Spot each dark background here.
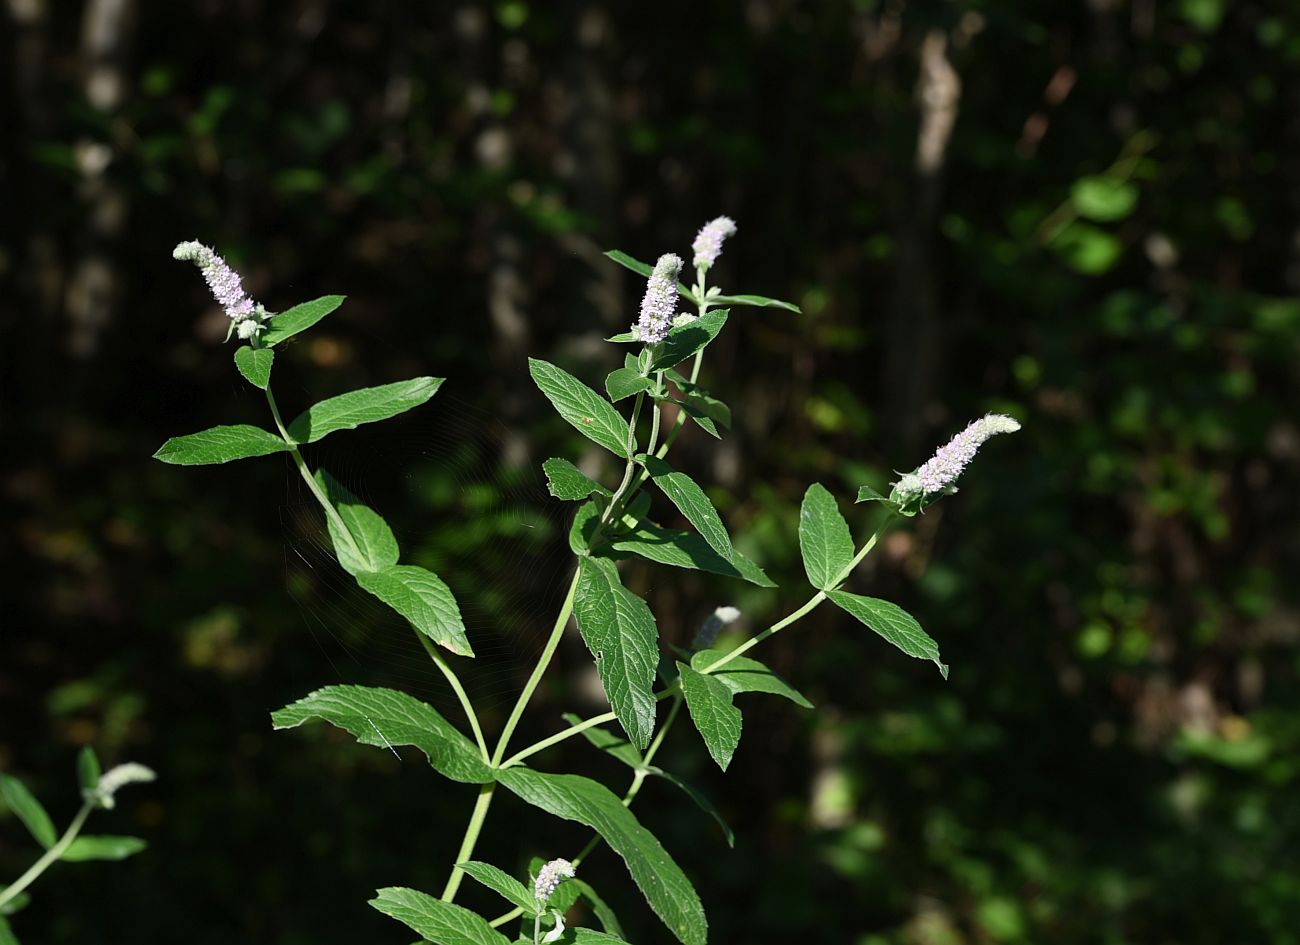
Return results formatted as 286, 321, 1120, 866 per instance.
3, 2, 1300, 943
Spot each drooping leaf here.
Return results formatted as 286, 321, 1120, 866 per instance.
287, 377, 444, 444
708, 293, 801, 313
153, 424, 289, 465
569, 501, 603, 555
495, 767, 707, 945
798, 483, 854, 590
457, 861, 539, 915
691, 650, 812, 709
677, 663, 743, 771
529, 359, 632, 459
356, 565, 472, 656
262, 295, 345, 347
573, 557, 659, 750
605, 368, 652, 402
370, 887, 511, 945
572, 880, 626, 938
642, 456, 733, 562
602, 250, 696, 302
0, 775, 56, 848
313, 469, 400, 575
272, 685, 492, 783
670, 399, 720, 439
645, 767, 735, 847
76, 746, 101, 794
856, 484, 891, 505
651, 310, 728, 371
609, 520, 775, 588
826, 591, 949, 679
233, 346, 274, 389
678, 386, 732, 430
563, 713, 644, 769
61, 835, 146, 861
543, 459, 609, 502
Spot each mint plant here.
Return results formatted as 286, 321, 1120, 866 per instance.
0, 751, 154, 941
156, 222, 1017, 944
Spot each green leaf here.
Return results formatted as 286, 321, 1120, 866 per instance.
76, 746, 101, 793
602, 250, 696, 302
1070, 176, 1138, 223
356, 565, 472, 657
670, 399, 719, 439
692, 650, 812, 708
609, 519, 774, 587
651, 310, 728, 371
0, 914, 17, 944
563, 713, 644, 769
642, 456, 733, 562
272, 685, 492, 783
605, 331, 639, 343
287, 376, 444, 444
569, 500, 602, 555
543, 458, 609, 502
312, 469, 400, 574
233, 346, 274, 389
153, 424, 289, 465
457, 861, 539, 915
679, 386, 731, 430
677, 664, 743, 771
645, 767, 735, 847
262, 295, 345, 346
370, 887, 511, 945
61, 835, 146, 861
573, 557, 659, 750
708, 293, 800, 313
605, 368, 652, 402
572, 880, 626, 938
529, 359, 632, 459
495, 768, 707, 945
826, 591, 949, 679
856, 484, 891, 505
799, 483, 854, 590
0, 775, 56, 848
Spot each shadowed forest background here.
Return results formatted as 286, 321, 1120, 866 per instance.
3, 1, 1300, 942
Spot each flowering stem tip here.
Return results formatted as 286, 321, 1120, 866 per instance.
691, 216, 737, 271
173, 240, 269, 341
635, 253, 683, 345
892, 413, 1021, 512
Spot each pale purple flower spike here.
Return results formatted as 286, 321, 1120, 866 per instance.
636, 252, 683, 344
895, 414, 1020, 503
173, 240, 267, 339
691, 216, 737, 271
534, 858, 576, 902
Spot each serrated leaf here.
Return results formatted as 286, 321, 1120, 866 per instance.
0, 775, 56, 848
856, 484, 891, 505
543, 459, 609, 502
312, 469, 400, 574
233, 346, 274, 389
495, 767, 707, 945
569, 500, 603, 555
573, 557, 658, 750
153, 424, 289, 465
287, 376, 443, 444
457, 861, 539, 915
645, 767, 734, 847
272, 685, 492, 783
356, 565, 472, 656
61, 835, 146, 861
677, 663, 742, 771
563, 713, 644, 769
826, 591, 948, 679
651, 310, 728, 371
605, 368, 652, 402
609, 520, 774, 587
643, 456, 733, 562
262, 295, 345, 346
370, 887, 511, 945
76, 747, 101, 793
572, 881, 626, 938
799, 483, 854, 590
529, 359, 632, 459
708, 293, 801, 313
691, 650, 812, 708
602, 250, 696, 302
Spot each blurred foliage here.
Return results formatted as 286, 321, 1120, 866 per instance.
3, 1, 1300, 943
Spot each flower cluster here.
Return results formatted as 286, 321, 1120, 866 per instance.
892, 414, 1021, 510
173, 241, 270, 340
693, 605, 742, 650
533, 858, 576, 902
635, 253, 683, 344
691, 216, 737, 271
90, 762, 156, 810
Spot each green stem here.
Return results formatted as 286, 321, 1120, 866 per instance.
0, 801, 94, 910
498, 710, 617, 770
418, 636, 490, 764
440, 783, 496, 901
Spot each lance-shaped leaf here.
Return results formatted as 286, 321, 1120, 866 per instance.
495, 767, 707, 945
677, 663, 743, 771
272, 685, 492, 783
609, 520, 774, 588
645, 767, 735, 847
826, 591, 949, 679
262, 295, 345, 346
457, 861, 540, 915
573, 557, 659, 750
691, 650, 812, 708
529, 359, 632, 459
602, 249, 696, 302
370, 887, 511, 945
651, 310, 728, 371
355, 565, 473, 657
543, 458, 609, 502
605, 367, 653, 402
708, 293, 801, 313
233, 346, 274, 389
799, 483, 854, 590
153, 424, 289, 465
61, 835, 147, 861
287, 376, 443, 444
565, 713, 645, 769
642, 456, 733, 562
0, 775, 56, 848
313, 469, 400, 574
